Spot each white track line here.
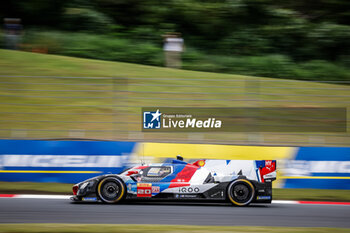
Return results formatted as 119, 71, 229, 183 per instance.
272, 200, 298, 204
14, 194, 71, 199
1, 195, 349, 206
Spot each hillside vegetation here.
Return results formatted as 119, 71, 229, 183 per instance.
1, 0, 349, 81
0, 50, 349, 146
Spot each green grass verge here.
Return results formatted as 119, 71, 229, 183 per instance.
1, 182, 350, 201
0, 49, 349, 145
0, 224, 349, 233
0, 182, 72, 195
273, 188, 350, 202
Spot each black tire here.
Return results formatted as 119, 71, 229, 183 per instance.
97, 177, 126, 204
227, 179, 255, 206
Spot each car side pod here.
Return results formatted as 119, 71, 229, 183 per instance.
227, 179, 255, 207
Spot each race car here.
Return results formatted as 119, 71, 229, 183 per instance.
71, 156, 276, 206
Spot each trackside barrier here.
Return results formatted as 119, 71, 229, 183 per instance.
0, 139, 135, 183
281, 147, 350, 189
0, 140, 349, 189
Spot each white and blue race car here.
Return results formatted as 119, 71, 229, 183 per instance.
72, 156, 276, 206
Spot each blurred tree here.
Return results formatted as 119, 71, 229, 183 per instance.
62, 7, 113, 32
308, 23, 350, 61
1, 0, 68, 26
93, 0, 157, 26
1, 0, 349, 73
273, 0, 350, 25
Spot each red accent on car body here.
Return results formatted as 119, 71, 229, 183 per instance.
72, 185, 78, 195
126, 170, 139, 176
259, 160, 276, 183
168, 164, 198, 188
192, 160, 206, 167
137, 183, 152, 197
133, 166, 148, 170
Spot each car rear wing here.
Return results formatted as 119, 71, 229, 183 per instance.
199, 159, 276, 183
255, 160, 276, 183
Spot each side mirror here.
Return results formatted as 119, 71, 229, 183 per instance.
176, 155, 184, 161
130, 173, 141, 182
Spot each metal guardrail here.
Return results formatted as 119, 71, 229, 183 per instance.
0, 75, 349, 146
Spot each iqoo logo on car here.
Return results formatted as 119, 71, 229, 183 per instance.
178, 187, 200, 193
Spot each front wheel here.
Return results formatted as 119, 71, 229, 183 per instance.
227, 179, 255, 206
97, 177, 126, 204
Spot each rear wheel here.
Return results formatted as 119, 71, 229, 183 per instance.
227, 179, 255, 206
97, 177, 126, 204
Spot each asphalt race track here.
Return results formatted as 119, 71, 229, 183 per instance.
0, 198, 350, 227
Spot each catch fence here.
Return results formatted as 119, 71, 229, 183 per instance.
0, 75, 349, 146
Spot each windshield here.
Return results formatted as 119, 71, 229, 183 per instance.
145, 166, 172, 177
